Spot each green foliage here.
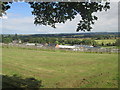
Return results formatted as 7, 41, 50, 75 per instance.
81, 39, 97, 46
0, 35, 2, 42
0, 1, 110, 31
2, 37, 12, 43
2, 34, 117, 47
1, 34, 21, 43
55, 40, 59, 44
13, 34, 19, 40
29, 2, 110, 31
22, 37, 98, 46
95, 35, 116, 40
115, 39, 120, 47
0, 2, 11, 16
2, 35, 12, 43
95, 39, 116, 47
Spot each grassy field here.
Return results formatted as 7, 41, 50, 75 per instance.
95, 39, 116, 44
2, 46, 118, 88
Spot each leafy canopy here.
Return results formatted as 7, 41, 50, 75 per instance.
0, 1, 110, 32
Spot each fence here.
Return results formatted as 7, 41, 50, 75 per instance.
2, 43, 119, 54
72, 48, 119, 53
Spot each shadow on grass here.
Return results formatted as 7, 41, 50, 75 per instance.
1, 74, 43, 89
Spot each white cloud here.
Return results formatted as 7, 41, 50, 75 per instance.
92, 2, 118, 32
1, 2, 118, 34
110, 0, 119, 2
2, 14, 82, 34
2, 16, 34, 34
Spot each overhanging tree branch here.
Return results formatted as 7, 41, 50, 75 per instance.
0, 1, 110, 32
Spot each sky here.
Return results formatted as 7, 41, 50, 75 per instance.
0, 1, 119, 34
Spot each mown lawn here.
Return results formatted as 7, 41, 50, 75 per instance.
2, 46, 118, 88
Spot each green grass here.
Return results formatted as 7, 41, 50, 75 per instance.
2, 46, 118, 88
95, 39, 116, 44
101, 46, 118, 49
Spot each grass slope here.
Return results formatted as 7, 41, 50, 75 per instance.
2, 46, 118, 88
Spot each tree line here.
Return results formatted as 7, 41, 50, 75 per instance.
1, 34, 119, 47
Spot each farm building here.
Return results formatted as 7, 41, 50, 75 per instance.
55, 44, 75, 49
55, 44, 101, 51
55, 44, 95, 49
73, 45, 94, 48
36, 44, 43, 47
26, 43, 35, 46
12, 40, 22, 44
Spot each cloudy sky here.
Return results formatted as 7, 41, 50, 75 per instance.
0, 1, 119, 34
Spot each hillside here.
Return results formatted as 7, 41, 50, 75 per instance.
2, 46, 118, 88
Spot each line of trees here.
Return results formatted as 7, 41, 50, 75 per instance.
0, 34, 19, 44
0, 35, 98, 46
27, 38, 98, 46
1, 34, 119, 47
65, 34, 118, 39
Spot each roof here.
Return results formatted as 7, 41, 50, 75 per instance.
57, 45, 75, 49
74, 45, 94, 48
26, 43, 35, 46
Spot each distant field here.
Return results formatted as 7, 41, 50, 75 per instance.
2, 46, 118, 88
95, 39, 116, 44
63, 38, 116, 45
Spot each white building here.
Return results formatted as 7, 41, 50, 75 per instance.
55, 44, 75, 49
36, 44, 43, 47
73, 45, 94, 48
26, 43, 35, 46
12, 40, 22, 44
